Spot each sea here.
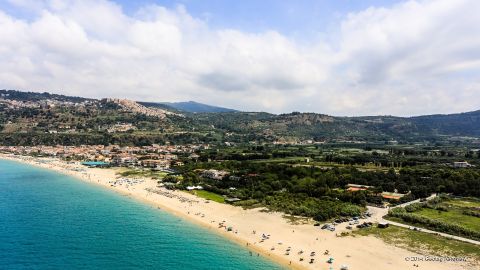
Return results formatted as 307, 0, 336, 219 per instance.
0, 159, 282, 270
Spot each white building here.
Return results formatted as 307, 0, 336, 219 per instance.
453, 161, 472, 168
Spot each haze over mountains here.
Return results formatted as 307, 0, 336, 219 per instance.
140, 101, 238, 113
0, 89, 479, 146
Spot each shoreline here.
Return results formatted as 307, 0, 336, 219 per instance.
1, 154, 476, 270
0, 154, 300, 269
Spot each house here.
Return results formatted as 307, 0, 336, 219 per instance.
202, 169, 229, 180
141, 159, 170, 169
453, 161, 472, 168
189, 153, 200, 160
112, 155, 138, 166
381, 191, 405, 200
346, 184, 374, 192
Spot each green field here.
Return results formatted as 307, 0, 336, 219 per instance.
446, 198, 480, 208
386, 197, 480, 241
353, 225, 480, 261
118, 168, 169, 179
415, 208, 480, 232
251, 157, 309, 163
190, 190, 225, 203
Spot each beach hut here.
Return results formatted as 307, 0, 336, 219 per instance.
378, 222, 389, 228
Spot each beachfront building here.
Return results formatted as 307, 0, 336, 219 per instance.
112, 155, 138, 167
0, 143, 206, 169
141, 159, 171, 169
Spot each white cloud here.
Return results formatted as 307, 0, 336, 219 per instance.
0, 0, 479, 116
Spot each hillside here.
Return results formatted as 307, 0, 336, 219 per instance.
411, 110, 480, 137
1, 90, 479, 146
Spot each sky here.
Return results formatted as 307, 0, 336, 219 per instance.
0, 0, 479, 116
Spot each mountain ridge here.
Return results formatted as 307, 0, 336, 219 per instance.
1, 89, 479, 146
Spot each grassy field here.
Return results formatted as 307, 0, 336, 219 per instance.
386, 197, 480, 239
446, 198, 480, 208
353, 226, 480, 262
118, 168, 169, 179
189, 190, 225, 203
251, 157, 309, 163
415, 208, 480, 232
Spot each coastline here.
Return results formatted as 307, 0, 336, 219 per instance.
1, 154, 476, 270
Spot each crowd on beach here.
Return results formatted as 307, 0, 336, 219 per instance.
109, 178, 145, 189
145, 188, 199, 204
143, 183, 348, 269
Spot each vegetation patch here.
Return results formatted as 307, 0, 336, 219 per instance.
353, 226, 480, 263
189, 190, 225, 203
118, 169, 169, 179
387, 196, 480, 241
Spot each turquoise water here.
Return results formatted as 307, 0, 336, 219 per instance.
0, 159, 281, 270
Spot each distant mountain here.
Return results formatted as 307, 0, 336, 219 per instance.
410, 110, 480, 137
149, 101, 238, 113
1, 89, 480, 146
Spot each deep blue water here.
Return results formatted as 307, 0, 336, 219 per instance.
0, 159, 281, 270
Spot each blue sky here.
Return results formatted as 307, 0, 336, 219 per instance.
1, 0, 401, 37
0, 0, 479, 116
115, 0, 401, 35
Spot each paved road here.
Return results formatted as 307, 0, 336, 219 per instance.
367, 194, 480, 246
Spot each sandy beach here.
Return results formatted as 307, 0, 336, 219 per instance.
1, 154, 477, 270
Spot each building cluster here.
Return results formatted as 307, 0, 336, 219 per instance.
105, 98, 180, 119
0, 144, 209, 169
0, 97, 94, 110
104, 123, 137, 133
346, 183, 408, 201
